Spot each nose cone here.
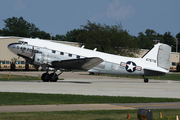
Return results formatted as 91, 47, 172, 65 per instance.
8, 43, 14, 51
8, 43, 16, 51
7, 43, 20, 54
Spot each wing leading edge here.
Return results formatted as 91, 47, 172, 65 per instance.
51, 57, 103, 71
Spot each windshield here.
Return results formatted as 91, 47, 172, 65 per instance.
1, 61, 5, 64
172, 62, 176, 66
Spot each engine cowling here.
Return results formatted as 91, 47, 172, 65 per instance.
33, 53, 60, 66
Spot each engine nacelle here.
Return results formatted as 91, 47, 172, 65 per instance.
33, 53, 60, 66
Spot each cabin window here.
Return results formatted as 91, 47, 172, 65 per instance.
77, 55, 80, 59
52, 50, 56, 53
60, 52, 64, 55
68, 54, 72, 57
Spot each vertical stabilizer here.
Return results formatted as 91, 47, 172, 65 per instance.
142, 43, 171, 70
157, 44, 171, 70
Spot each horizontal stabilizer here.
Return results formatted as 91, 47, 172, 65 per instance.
143, 68, 167, 76
52, 57, 103, 70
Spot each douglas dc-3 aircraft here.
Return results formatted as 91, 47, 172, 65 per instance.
8, 38, 171, 83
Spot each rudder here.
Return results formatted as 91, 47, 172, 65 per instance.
157, 44, 171, 70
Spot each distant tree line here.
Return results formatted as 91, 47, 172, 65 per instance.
0, 17, 51, 39
0, 17, 180, 56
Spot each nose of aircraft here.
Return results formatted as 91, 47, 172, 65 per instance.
8, 43, 15, 51
7, 43, 20, 53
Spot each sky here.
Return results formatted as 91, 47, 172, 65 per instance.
0, 0, 180, 37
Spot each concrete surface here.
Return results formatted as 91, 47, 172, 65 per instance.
0, 102, 180, 113
0, 71, 180, 98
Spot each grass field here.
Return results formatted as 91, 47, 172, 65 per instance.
0, 92, 180, 105
0, 73, 65, 81
0, 109, 179, 120
0, 74, 40, 81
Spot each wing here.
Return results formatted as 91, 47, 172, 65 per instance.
51, 57, 103, 71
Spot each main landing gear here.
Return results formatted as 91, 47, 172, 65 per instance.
41, 69, 63, 82
143, 76, 149, 83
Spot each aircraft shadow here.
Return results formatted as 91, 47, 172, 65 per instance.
58, 81, 92, 84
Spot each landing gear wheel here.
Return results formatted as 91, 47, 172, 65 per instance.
41, 73, 50, 82
49, 73, 58, 82
144, 78, 149, 83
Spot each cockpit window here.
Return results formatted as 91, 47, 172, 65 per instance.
18, 41, 28, 45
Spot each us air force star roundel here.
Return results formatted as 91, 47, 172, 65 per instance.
125, 61, 136, 72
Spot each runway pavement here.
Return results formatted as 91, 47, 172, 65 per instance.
0, 71, 180, 112
0, 71, 180, 98
0, 102, 180, 113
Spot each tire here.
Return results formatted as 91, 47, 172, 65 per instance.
49, 73, 58, 82
144, 78, 149, 83
41, 73, 50, 82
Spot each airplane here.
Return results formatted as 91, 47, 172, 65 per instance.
8, 38, 171, 83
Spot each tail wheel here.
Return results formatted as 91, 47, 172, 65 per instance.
144, 78, 149, 83
41, 73, 50, 82
49, 73, 58, 82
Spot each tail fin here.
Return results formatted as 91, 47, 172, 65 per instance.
142, 43, 171, 70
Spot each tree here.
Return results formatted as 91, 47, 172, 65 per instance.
54, 34, 65, 41
137, 31, 154, 49
176, 33, 180, 39
137, 29, 168, 49
31, 31, 50, 39
1, 16, 51, 39
176, 33, 180, 52
0, 29, 2, 36
163, 32, 175, 52
65, 29, 82, 42
2, 17, 39, 37
145, 29, 156, 36
76, 20, 139, 57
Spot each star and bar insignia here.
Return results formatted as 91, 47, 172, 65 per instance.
120, 61, 142, 72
